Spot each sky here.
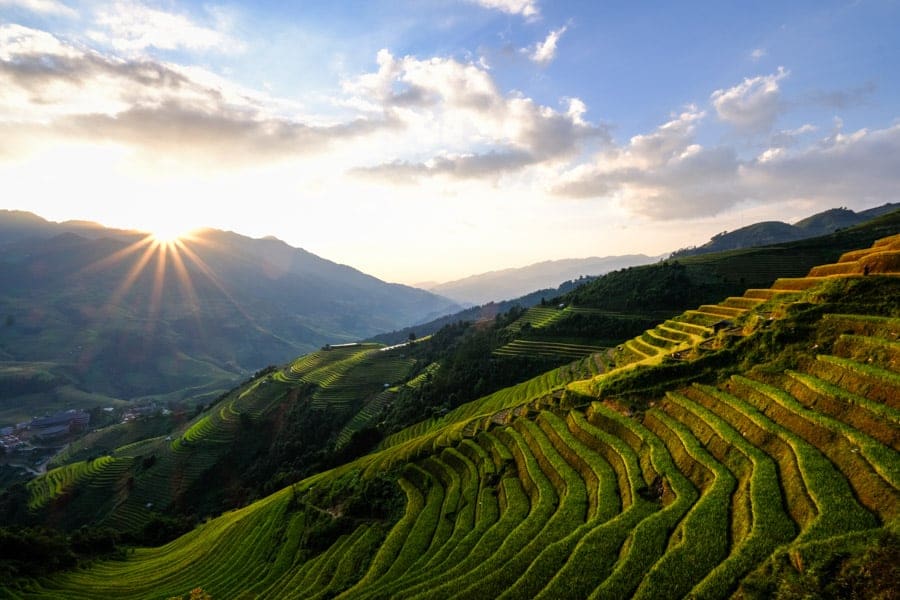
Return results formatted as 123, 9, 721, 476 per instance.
1, 0, 898, 285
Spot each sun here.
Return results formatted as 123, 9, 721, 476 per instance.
147, 224, 193, 245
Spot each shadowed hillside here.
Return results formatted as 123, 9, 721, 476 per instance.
0, 212, 459, 423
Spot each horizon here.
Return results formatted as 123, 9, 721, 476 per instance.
8, 202, 894, 290
1, 1, 898, 284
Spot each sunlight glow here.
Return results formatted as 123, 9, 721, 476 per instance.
67, 230, 260, 370
148, 225, 193, 244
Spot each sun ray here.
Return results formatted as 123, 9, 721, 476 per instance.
70, 228, 262, 376
176, 239, 262, 328
167, 238, 208, 343
169, 239, 201, 316
75, 234, 155, 277
146, 239, 168, 336
103, 240, 159, 316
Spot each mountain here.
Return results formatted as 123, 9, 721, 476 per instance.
4, 222, 897, 599
371, 277, 590, 346
375, 209, 900, 351
0, 212, 459, 423
10, 212, 896, 533
428, 254, 657, 305
672, 202, 899, 257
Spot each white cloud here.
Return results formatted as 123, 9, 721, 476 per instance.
0, 25, 393, 166
1, 26, 599, 178
745, 123, 900, 206
555, 102, 900, 220
526, 25, 567, 65
345, 50, 606, 180
711, 66, 788, 133
555, 107, 744, 218
468, 0, 538, 18
87, 2, 243, 54
0, 0, 77, 18
3, 21, 896, 242
750, 47, 766, 61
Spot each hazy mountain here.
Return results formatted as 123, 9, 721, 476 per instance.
672, 203, 899, 257
428, 254, 658, 305
0, 212, 459, 421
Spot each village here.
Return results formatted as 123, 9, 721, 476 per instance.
0, 403, 170, 475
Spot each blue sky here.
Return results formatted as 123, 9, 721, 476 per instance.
1, 0, 898, 283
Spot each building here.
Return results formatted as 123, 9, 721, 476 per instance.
28, 409, 91, 440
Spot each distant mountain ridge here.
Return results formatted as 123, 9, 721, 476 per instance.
428, 254, 658, 305
0, 211, 459, 422
671, 203, 899, 257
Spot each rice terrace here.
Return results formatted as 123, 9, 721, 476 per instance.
3, 225, 898, 598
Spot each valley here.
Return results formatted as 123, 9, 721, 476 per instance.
1, 213, 897, 599
0, 213, 459, 426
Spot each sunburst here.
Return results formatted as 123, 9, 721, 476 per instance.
72, 227, 261, 370
148, 224, 194, 245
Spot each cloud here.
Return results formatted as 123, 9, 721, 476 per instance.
0, 0, 76, 18
768, 123, 817, 149
0, 25, 395, 166
4, 26, 596, 176
745, 123, 900, 206
87, 1, 242, 54
555, 108, 744, 218
346, 50, 606, 180
56, 103, 394, 167
711, 66, 788, 133
806, 81, 876, 109
468, 0, 539, 18
4, 23, 895, 229
527, 26, 567, 65
750, 48, 765, 61
555, 100, 900, 220
354, 150, 535, 181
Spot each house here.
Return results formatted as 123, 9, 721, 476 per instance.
28, 409, 91, 439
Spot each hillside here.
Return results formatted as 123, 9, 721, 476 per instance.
428, 254, 657, 305
3, 231, 897, 598
0, 212, 458, 424
671, 202, 899, 257
375, 209, 900, 356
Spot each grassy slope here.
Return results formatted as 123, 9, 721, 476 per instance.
16, 344, 417, 533
5, 233, 898, 598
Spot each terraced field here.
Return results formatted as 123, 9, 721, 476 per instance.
20, 343, 418, 533
274, 344, 415, 411
5, 234, 899, 599
505, 307, 567, 332
334, 363, 440, 450
27, 456, 130, 511
493, 339, 608, 360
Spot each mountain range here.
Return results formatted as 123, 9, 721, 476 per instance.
671, 203, 899, 257
0, 211, 459, 423
425, 254, 658, 305
422, 204, 899, 307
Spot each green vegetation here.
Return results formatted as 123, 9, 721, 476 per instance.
1, 229, 899, 599
0, 215, 460, 418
